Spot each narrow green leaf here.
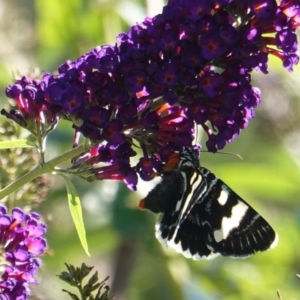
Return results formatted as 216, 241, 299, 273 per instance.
62, 289, 80, 300
0, 139, 36, 149
61, 175, 90, 256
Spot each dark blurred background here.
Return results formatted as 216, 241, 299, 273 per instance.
0, 0, 300, 299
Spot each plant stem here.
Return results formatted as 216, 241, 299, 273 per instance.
0, 144, 90, 200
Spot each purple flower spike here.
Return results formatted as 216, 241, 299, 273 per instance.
0, 205, 47, 300
3, 0, 300, 187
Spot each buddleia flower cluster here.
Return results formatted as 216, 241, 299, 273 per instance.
3, 0, 300, 192
0, 205, 47, 299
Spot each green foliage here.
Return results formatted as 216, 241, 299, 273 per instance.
34, 0, 131, 70
59, 263, 113, 300
62, 175, 90, 256
0, 139, 36, 149
1, 1, 300, 299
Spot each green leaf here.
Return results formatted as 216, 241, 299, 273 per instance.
87, 271, 99, 287
58, 271, 75, 286
61, 174, 90, 256
62, 289, 80, 300
0, 139, 36, 149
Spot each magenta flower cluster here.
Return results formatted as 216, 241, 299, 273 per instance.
0, 205, 47, 300
3, 0, 300, 190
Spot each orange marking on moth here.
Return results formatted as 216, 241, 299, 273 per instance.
137, 199, 146, 210
163, 152, 180, 172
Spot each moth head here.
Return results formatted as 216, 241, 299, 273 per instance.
181, 147, 198, 160
137, 198, 146, 210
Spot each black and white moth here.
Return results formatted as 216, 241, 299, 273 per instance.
138, 147, 278, 259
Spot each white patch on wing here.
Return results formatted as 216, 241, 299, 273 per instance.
155, 220, 220, 260
270, 233, 279, 249
155, 221, 168, 247
168, 172, 203, 243
167, 239, 220, 260
178, 171, 201, 218
252, 233, 257, 244
203, 252, 220, 260
256, 228, 263, 239
245, 236, 250, 247
213, 230, 223, 243
182, 249, 193, 259
175, 199, 182, 212
213, 200, 248, 242
217, 189, 229, 206
183, 249, 219, 260
174, 172, 187, 212
167, 236, 179, 250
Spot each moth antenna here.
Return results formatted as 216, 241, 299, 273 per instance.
201, 150, 243, 160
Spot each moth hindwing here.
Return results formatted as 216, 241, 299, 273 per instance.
139, 147, 278, 259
